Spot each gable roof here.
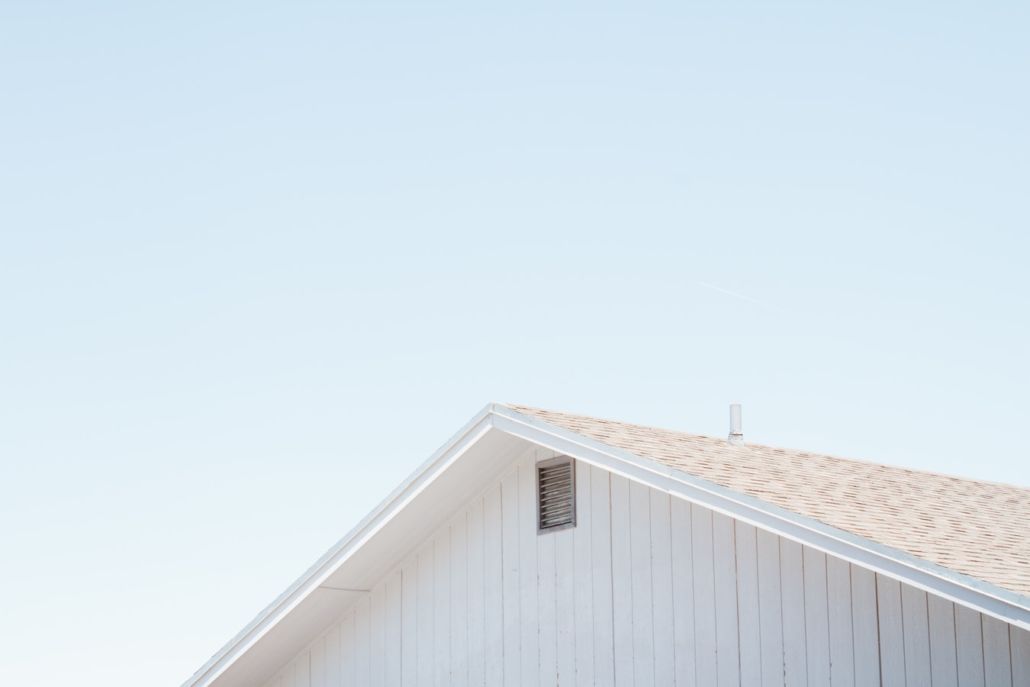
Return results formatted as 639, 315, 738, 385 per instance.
508, 405, 1030, 599
184, 403, 1030, 687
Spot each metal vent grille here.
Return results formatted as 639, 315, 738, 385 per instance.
537, 457, 576, 532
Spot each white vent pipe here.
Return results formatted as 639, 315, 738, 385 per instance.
728, 403, 744, 445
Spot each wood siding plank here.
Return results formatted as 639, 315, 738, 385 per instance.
416, 546, 434, 686
517, 458, 539, 687
850, 565, 880, 687
803, 547, 830, 686
483, 484, 504, 686
734, 521, 761, 687
826, 555, 855, 687
981, 615, 1012, 687
400, 558, 417, 687
354, 597, 371, 687
651, 490, 675, 686
450, 514, 469, 687
900, 584, 931, 687
876, 575, 905, 687
955, 604, 985, 687
671, 497, 696, 687
500, 469, 521, 686
297, 650, 311, 687
574, 460, 595, 686
311, 637, 326, 687
590, 465, 615, 687
609, 473, 634, 686
370, 584, 385, 687
757, 527, 784, 687
340, 613, 355, 687
385, 571, 402, 687
712, 512, 740, 687
780, 538, 807, 687
927, 594, 958, 687
692, 504, 718, 686
629, 480, 655, 685
466, 499, 485, 687
555, 526, 577, 686
435, 528, 451, 687
325, 625, 341, 687
537, 516, 558, 686
1011, 627, 1030, 687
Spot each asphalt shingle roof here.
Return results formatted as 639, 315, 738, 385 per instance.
508, 405, 1030, 599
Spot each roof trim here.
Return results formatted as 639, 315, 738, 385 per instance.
182, 405, 497, 687
186, 403, 1030, 686
491, 404, 1030, 631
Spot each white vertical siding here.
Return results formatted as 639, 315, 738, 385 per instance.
735, 521, 761, 687
573, 460, 595, 686
265, 455, 1025, 687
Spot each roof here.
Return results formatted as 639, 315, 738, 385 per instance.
507, 404, 1030, 598
185, 402, 1030, 687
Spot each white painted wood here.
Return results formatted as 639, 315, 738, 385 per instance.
574, 460, 595, 686
826, 554, 855, 687
692, 503, 718, 686
804, 547, 831, 686
609, 473, 634, 686
354, 597, 370, 687
712, 511, 740, 687
385, 571, 402, 687
589, 465, 615, 687
500, 469, 521, 686
955, 603, 985, 687
734, 521, 761, 687
850, 565, 880, 687
555, 525, 577, 686
400, 558, 417, 687
449, 514, 468, 687
311, 637, 325, 687
537, 516, 558, 686
650, 489, 675, 686
1011, 627, 1030, 687
434, 527, 451, 687
517, 457, 538, 687
780, 538, 807, 687
340, 613, 355, 687
756, 527, 784, 687
483, 484, 504, 686
416, 545, 434, 686
982, 615, 1012, 687
466, 499, 485, 687
325, 624, 341, 687
629, 480, 655, 686
671, 497, 696, 687
261, 451, 1028, 687
900, 584, 931, 687
370, 584, 385, 687
876, 575, 906, 687
927, 594, 958, 687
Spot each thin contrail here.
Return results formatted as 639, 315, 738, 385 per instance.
696, 281, 768, 307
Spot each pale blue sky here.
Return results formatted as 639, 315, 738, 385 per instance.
1, 2, 1028, 685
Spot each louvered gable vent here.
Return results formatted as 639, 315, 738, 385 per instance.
537, 457, 576, 532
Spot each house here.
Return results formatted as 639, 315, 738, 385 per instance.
184, 403, 1030, 687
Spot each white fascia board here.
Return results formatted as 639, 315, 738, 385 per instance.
182, 404, 499, 687
491, 405, 1030, 631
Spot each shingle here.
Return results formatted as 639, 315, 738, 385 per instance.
507, 404, 1030, 598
